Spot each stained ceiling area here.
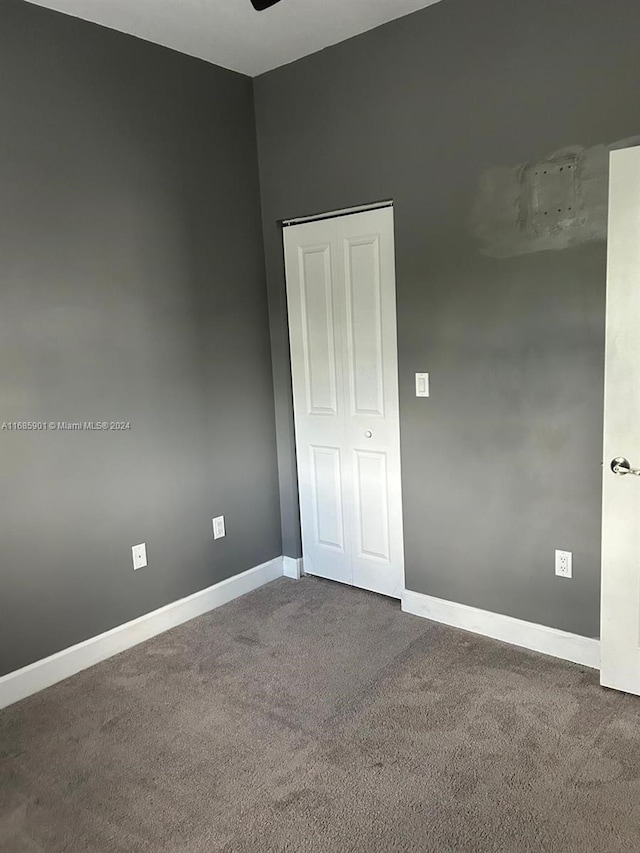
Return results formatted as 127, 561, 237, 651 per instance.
25, 0, 443, 77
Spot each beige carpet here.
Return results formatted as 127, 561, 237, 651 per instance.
1, 576, 640, 852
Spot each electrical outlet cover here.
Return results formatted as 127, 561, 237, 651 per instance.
132, 542, 147, 571
555, 549, 572, 579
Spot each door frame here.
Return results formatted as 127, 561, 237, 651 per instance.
282, 199, 393, 228
282, 201, 405, 597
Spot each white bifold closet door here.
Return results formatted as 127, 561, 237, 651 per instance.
284, 207, 404, 599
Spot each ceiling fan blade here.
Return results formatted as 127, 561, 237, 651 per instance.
250, 0, 282, 9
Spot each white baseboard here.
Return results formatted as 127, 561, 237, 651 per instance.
1, 567, 599, 711
0, 556, 285, 711
283, 556, 304, 580
402, 589, 600, 670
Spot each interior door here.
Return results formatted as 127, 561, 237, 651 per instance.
601, 145, 640, 694
284, 207, 404, 598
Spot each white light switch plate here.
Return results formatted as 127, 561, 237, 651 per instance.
415, 373, 430, 397
132, 542, 147, 571
213, 516, 226, 540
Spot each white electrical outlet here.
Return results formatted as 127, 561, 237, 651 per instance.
132, 542, 147, 571
555, 549, 572, 579
212, 516, 226, 540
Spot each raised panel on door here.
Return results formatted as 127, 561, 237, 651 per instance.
299, 245, 338, 416
344, 235, 385, 418
353, 450, 390, 561
310, 445, 345, 551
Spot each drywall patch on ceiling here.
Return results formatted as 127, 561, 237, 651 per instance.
25, 0, 443, 77
471, 138, 640, 258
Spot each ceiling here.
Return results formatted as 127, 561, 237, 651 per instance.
25, 0, 443, 77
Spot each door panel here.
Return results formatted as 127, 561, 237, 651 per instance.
601, 145, 640, 695
310, 445, 345, 550
299, 245, 337, 415
341, 211, 404, 598
287, 233, 351, 585
353, 450, 390, 561
284, 207, 404, 598
345, 236, 385, 417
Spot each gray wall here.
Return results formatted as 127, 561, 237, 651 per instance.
0, 0, 281, 676
254, 0, 640, 638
